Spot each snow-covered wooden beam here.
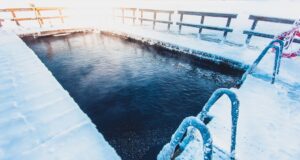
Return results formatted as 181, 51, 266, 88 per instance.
177, 11, 237, 39
139, 9, 174, 30
0, 7, 65, 27
244, 15, 297, 44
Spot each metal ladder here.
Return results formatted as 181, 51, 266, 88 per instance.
237, 40, 284, 87
158, 88, 239, 160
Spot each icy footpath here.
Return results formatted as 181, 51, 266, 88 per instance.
0, 30, 120, 160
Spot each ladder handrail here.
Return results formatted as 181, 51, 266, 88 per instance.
171, 88, 240, 159
199, 88, 239, 159
157, 116, 213, 160
237, 40, 284, 87
179, 88, 239, 159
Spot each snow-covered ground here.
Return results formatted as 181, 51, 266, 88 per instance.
1, 0, 300, 159
0, 30, 120, 160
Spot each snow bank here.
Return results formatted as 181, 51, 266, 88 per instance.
0, 30, 120, 160
205, 75, 300, 159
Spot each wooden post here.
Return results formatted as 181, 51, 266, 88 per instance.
246, 19, 258, 44
199, 15, 205, 33
153, 11, 156, 29
113, 9, 115, 22
178, 13, 183, 33
0, 19, 4, 27
58, 9, 64, 23
30, 4, 42, 28
11, 11, 20, 26
167, 12, 172, 30
140, 10, 143, 25
122, 8, 125, 24
132, 9, 135, 24
223, 17, 232, 38
36, 9, 44, 27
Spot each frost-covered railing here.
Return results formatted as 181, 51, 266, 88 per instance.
113, 8, 137, 24
177, 11, 237, 39
157, 116, 213, 160
237, 40, 284, 87
158, 88, 239, 160
243, 15, 300, 44
0, 5, 65, 28
139, 9, 174, 30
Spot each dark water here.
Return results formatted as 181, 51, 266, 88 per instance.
24, 33, 242, 160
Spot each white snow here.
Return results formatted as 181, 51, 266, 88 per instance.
1, 0, 300, 159
203, 75, 300, 160
0, 30, 120, 160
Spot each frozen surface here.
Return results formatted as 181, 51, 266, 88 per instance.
0, 30, 120, 160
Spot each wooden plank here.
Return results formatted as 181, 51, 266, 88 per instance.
115, 7, 137, 11
243, 30, 274, 39
58, 9, 64, 23
10, 11, 20, 26
12, 16, 66, 21
38, 16, 67, 20
199, 16, 205, 33
294, 38, 300, 44
153, 12, 156, 29
12, 17, 37, 21
178, 13, 183, 33
0, 8, 33, 12
138, 18, 172, 24
116, 16, 136, 19
0, 18, 4, 27
140, 10, 143, 25
139, 9, 174, 14
36, 7, 64, 11
36, 9, 44, 24
223, 17, 232, 37
121, 8, 124, 24
249, 15, 295, 24
177, 10, 237, 18
168, 12, 172, 30
176, 22, 233, 32
132, 10, 136, 24
0, 7, 63, 12
243, 30, 300, 44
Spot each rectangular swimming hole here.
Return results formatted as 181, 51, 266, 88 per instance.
23, 32, 243, 160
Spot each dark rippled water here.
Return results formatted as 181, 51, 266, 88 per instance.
24, 32, 242, 160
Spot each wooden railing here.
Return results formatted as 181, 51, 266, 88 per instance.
0, 6, 65, 28
243, 15, 300, 44
177, 11, 237, 39
112, 8, 299, 45
139, 9, 174, 30
114, 8, 137, 24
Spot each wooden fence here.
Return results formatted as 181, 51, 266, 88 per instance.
177, 11, 237, 39
0, 6, 65, 28
243, 15, 300, 44
139, 9, 174, 30
115, 7, 299, 45
114, 8, 137, 24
